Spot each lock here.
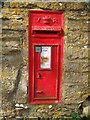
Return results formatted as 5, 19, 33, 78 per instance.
36, 72, 41, 79
39, 73, 41, 78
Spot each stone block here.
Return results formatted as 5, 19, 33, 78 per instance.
2, 50, 23, 67
65, 45, 88, 60
66, 31, 89, 45
63, 61, 80, 72
3, 2, 10, 8
2, 66, 19, 96
9, 18, 26, 31
10, 2, 19, 8
2, 29, 23, 38
63, 58, 89, 72
67, 20, 89, 31
14, 66, 28, 103
66, 11, 90, 20
62, 72, 88, 84
18, 2, 36, 9
66, 3, 85, 10
35, 2, 51, 9
1, 8, 10, 20
50, 2, 65, 10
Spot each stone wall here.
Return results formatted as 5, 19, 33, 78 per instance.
0, 1, 90, 119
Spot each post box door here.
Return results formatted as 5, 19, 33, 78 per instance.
34, 45, 59, 99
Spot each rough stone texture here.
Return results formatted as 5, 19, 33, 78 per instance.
0, 1, 90, 119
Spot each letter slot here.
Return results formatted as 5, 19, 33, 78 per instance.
32, 30, 62, 38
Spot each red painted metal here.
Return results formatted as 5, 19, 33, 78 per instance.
29, 10, 64, 104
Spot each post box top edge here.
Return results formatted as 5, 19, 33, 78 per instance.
29, 10, 64, 14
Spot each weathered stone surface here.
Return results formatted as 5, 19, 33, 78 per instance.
50, 2, 66, 10
65, 45, 88, 60
67, 20, 89, 31
10, 2, 19, 8
2, 19, 9, 30
35, 2, 51, 9
66, 3, 85, 10
66, 11, 90, 20
14, 66, 28, 103
1, 1, 89, 119
2, 66, 19, 96
63, 59, 89, 72
10, 2, 36, 8
2, 30, 23, 41
3, 2, 10, 8
62, 72, 88, 83
1, 8, 10, 20
2, 46, 21, 55
66, 31, 89, 45
2, 96, 15, 117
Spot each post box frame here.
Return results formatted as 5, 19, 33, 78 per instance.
29, 10, 64, 104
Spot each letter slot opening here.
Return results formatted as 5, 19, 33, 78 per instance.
32, 30, 60, 37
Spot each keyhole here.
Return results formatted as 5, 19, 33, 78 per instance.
39, 73, 41, 78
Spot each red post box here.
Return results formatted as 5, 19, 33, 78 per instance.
29, 10, 64, 104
